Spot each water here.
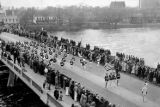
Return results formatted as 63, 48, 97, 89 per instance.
50, 28, 160, 68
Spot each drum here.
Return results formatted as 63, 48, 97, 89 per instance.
40, 52, 43, 56
49, 51, 53, 55
45, 54, 48, 59
60, 61, 64, 66
44, 50, 47, 53
53, 58, 57, 63
70, 60, 73, 65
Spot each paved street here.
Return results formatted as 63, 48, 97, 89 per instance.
1, 32, 160, 107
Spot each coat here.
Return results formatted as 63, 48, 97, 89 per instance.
54, 89, 59, 100
80, 94, 87, 107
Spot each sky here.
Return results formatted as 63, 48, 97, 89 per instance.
1, 0, 139, 8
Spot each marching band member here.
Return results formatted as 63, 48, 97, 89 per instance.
49, 50, 53, 55
116, 72, 120, 86
105, 73, 109, 88
70, 58, 74, 66
112, 72, 116, 87
97, 55, 101, 66
109, 73, 112, 87
81, 58, 87, 70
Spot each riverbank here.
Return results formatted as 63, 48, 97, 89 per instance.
24, 23, 160, 32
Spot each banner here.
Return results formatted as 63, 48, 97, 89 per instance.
104, 63, 114, 72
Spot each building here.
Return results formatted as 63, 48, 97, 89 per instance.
140, 0, 160, 8
110, 1, 126, 8
0, 4, 19, 24
0, 4, 6, 17
2, 16, 19, 24
33, 16, 58, 24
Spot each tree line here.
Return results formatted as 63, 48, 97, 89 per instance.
13, 6, 160, 30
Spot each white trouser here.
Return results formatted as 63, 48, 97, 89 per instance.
65, 87, 69, 95
74, 91, 77, 102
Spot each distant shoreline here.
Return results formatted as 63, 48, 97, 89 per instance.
24, 23, 160, 31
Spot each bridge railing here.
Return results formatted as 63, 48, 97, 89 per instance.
0, 55, 64, 107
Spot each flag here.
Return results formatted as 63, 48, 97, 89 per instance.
104, 63, 114, 71
78, 51, 82, 57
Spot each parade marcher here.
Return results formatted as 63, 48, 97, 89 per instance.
108, 73, 112, 87
60, 61, 65, 67
105, 73, 109, 88
112, 72, 117, 87
116, 72, 120, 86
97, 55, 101, 66
141, 81, 148, 102
49, 50, 53, 55
45, 54, 49, 59
70, 59, 74, 66
81, 58, 87, 70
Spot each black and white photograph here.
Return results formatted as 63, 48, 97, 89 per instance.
0, 0, 160, 107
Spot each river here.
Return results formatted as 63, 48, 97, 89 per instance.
50, 28, 160, 68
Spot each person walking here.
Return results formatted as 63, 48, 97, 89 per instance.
105, 73, 109, 88
116, 72, 120, 86
141, 81, 148, 102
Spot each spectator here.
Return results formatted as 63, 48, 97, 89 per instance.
54, 89, 59, 100
59, 91, 63, 101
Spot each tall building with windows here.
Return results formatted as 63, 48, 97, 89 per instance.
140, 0, 160, 8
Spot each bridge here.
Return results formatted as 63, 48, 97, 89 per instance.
0, 32, 160, 107
0, 49, 77, 107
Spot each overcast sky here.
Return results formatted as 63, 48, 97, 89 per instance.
1, 0, 139, 8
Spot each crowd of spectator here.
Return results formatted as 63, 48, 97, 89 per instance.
116, 52, 160, 84
2, 25, 160, 85
1, 24, 160, 106
0, 37, 116, 107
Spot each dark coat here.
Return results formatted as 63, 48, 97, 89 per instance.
54, 89, 59, 100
